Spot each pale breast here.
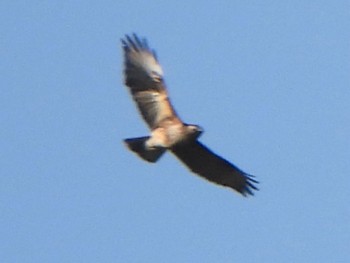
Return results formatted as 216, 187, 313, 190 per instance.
165, 122, 186, 146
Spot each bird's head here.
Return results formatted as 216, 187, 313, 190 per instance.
185, 124, 204, 140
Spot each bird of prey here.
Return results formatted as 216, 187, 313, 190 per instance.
121, 34, 258, 196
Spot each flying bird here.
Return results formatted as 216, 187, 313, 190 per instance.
121, 34, 258, 196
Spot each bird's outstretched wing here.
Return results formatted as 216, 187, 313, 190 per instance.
171, 140, 258, 196
122, 34, 178, 129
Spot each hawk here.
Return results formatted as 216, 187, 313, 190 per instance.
121, 34, 258, 196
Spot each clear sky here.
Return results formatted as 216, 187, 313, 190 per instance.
1, 1, 349, 262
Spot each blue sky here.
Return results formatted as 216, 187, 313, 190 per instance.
1, 1, 349, 262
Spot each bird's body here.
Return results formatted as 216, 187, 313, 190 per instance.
121, 34, 258, 196
149, 121, 189, 148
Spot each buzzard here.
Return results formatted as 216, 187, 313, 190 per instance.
121, 34, 258, 196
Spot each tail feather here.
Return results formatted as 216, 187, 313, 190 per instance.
124, 137, 165, 163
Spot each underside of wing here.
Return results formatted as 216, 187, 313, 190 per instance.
122, 34, 178, 129
171, 140, 258, 196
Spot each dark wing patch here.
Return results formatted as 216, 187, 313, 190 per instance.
122, 34, 178, 129
171, 140, 258, 196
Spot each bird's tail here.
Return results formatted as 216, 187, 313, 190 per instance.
124, 137, 166, 163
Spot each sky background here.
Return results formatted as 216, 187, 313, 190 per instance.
1, 1, 349, 262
